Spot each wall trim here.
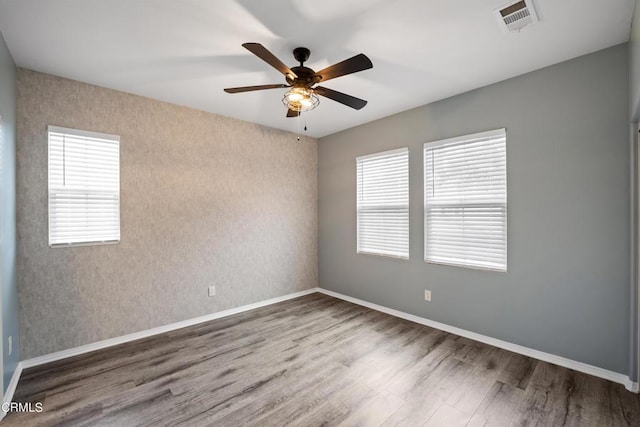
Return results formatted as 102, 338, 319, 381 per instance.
317, 288, 638, 393
20, 288, 318, 370
0, 362, 24, 421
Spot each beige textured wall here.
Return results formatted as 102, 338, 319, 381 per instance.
16, 69, 317, 359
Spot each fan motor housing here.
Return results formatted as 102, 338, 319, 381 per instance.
287, 66, 317, 86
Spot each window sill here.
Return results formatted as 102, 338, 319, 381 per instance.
424, 258, 506, 273
49, 240, 120, 249
357, 251, 409, 261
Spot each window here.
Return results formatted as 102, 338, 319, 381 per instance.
424, 129, 506, 271
48, 126, 120, 247
356, 147, 409, 259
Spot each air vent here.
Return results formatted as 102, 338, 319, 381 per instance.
495, 0, 538, 32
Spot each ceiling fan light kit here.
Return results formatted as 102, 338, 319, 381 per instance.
282, 86, 319, 112
224, 43, 373, 118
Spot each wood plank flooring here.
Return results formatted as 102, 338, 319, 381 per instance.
4, 293, 640, 426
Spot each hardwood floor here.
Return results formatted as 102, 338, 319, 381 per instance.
4, 293, 640, 426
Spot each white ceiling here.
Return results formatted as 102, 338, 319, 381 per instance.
0, 0, 634, 137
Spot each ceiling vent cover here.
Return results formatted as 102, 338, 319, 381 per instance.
495, 0, 538, 32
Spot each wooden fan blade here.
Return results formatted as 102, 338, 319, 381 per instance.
242, 43, 298, 78
314, 86, 367, 110
314, 53, 373, 82
224, 84, 289, 93
286, 109, 301, 118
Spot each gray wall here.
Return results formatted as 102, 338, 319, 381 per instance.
0, 31, 18, 391
631, 128, 638, 382
17, 69, 317, 359
319, 44, 630, 374
632, 0, 640, 121
629, 0, 639, 381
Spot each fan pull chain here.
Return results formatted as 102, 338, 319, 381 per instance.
294, 114, 308, 142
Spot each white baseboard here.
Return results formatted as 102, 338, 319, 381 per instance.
0, 362, 24, 421
11, 286, 638, 397
21, 288, 318, 369
317, 288, 636, 392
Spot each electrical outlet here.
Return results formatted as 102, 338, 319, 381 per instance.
208, 286, 216, 297
8, 336, 12, 355
424, 290, 431, 301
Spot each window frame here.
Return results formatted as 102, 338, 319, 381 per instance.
423, 128, 507, 272
47, 125, 121, 248
356, 147, 410, 260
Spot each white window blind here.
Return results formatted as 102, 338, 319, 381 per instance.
356, 147, 409, 259
48, 126, 120, 247
424, 129, 506, 271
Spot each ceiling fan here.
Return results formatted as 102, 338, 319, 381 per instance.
224, 43, 373, 117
